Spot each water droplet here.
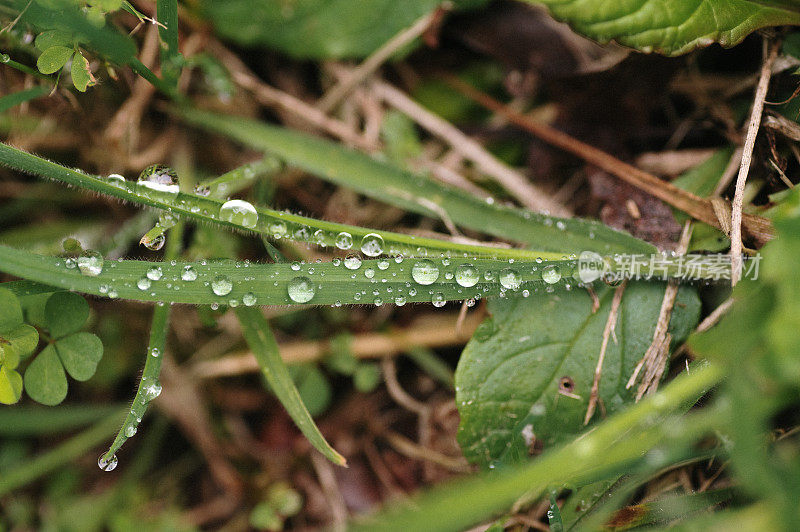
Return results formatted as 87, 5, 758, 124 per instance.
194, 184, 211, 196
181, 265, 197, 281
77, 250, 103, 277
287, 277, 315, 303
431, 293, 446, 307
137, 277, 151, 290
394, 296, 406, 306
364, 268, 375, 279
455, 263, 479, 287
219, 199, 258, 229
146, 266, 163, 281
499, 269, 521, 290
150, 347, 160, 358
98, 454, 118, 472
106, 173, 126, 188
542, 265, 561, 284
142, 233, 165, 251
377, 259, 389, 270
210, 275, 233, 296
242, 292, 257, 306
137, 165, 179, 196
344, 254, 362, 270
125, 425, 137, 437
291, 261, 302, 271
411, 260, 439, 285
269, 220, 287, 238
373, 297, 383, 306
144, 383, 162, 401
335, 232, 353, 250
360, 233, 384, 257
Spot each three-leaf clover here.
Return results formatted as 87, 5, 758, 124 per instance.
23, 291, 103, 405
34, 30, 96, 92
0, 288, 39, 404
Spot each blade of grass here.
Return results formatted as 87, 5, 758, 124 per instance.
0, 410, 125, 497
178, 108, 655, 255
0, 85, 49, 113
235, 306, 346, 466
100, 301, 169, 463
349, 362, 723, 532
0, 141, 571, 261
0, 404, 123, 436
156, 0, 180, 88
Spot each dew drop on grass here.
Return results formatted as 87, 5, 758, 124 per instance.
377, 259, 389, 270
142, 233, 165, 251
242, 292, 257, 306
335, 232, 353, 250
269, 220, 288, 238
106, 173, 126, 188
98, 454, 118, 472
360, 233, 384, 257
499, 269, 521, 290
137, 277, 151, 290
194, 184, 211, 196
411, 260, 439, 285
219, 199, 258, 229
431, 293, 446, 307
364, 268, 375, 279
181, 266, 197, 281
77, 250, 103, 277
394, 296, 406, 306
455, 263, 479, 287
287, 277, 315, 303
291, 261, 301, 271
137, 164, 179, 197
146, 266, 163, 281
211, 275, 233, 296
144, 383, 162, 401
125, 425, 137, 437
542, 264, 561, 284
344, 254, 362, 270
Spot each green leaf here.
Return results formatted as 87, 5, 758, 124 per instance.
3, 324, 39, 363
353, 363, 381, 393
0, 366, 23, 404
34, 29, 73, 51
235, 307, 346, 465
0, 287, 23, 333
36, 45, 73, 75
202, 0, 485, 59
24, 345, 68, 405
526, 0, 800, 56
44, 291, 89, 338
0, 86, 50, 114
55, 332, 103, 381
456, 282, 700, 467
70, 51, 95, 92
293, 364, 332, 417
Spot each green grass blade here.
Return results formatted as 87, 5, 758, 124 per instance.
0, 86, 49, 113
156, 0, 180, 88
0, 244, 586, 306
178, 108, 654, 255
101, 302, 169, 463
0, 410, 124, 497
235, 306, 346, 466
0, 404, 123, 436
349, 363, 723, 532
0, 141, 571, 261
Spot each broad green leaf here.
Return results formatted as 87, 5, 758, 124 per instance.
45, 291, 89, 338
34, 29, 74, 50
70, 51, 95, 92
180, 109, 654, 255
36, 45, 73, 74
55, 332, 103, 381
0, 366, 23, 404
24, 344, 68, 405
202, 0, 486, 59
0, 287, 23, 332
526, 0, 800, 56
456, 282, 700, 467
235, 307, 346, 465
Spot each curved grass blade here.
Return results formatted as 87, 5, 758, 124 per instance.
0, 404, 123, 436
0, 141, 571, 261
100, 302, 169, 465
0, 86, 49, 113
178, 108, 655, 255
235, 306, 346, 465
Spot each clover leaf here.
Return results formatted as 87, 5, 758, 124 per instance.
0, 288, 39, 404
23, 291, 103, 406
